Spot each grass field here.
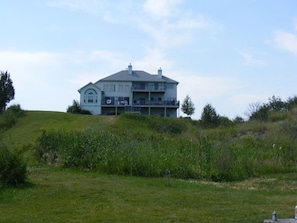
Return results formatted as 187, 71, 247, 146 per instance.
1, 167, 297, 223
2, 111, 115, 149
1, 111, 297, 222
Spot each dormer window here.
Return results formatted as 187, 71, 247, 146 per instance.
84, 89, 97, 103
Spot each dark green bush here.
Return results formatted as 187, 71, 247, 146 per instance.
0, 143, 27, 186
0, 104, 25, 130
7, 104, 25, 117
67, 100, 92, 115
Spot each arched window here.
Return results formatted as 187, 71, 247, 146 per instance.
84, 89, 97, 103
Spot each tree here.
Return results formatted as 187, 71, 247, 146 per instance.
233, 116, 245, 124
268, 95, 285, 112
0, 71, 15, 112
200, 103, 219, 128
67, 100, 81, 114
245, 101, 262, 119
219, 116, 233, 128
181, 95, 195, 117
67, 100, 91, 115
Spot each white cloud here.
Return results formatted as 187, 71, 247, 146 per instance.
99, 0, 211, 48
0, 51, 62, 68
1, 50, 104, 111
90, 50, 132, 71
239, 51, 266, 67
143, 0, 182, 20
133, 48, 173, 72
48, 0, 101, 13
273, 29, 297, 56
138, 15, 209, 48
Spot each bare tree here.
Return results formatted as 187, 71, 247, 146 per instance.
245, 102, 261, 119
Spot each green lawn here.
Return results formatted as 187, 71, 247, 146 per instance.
1, 167, 296, 223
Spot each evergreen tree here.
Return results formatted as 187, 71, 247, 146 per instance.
181, 95, 195, 117
200, 103, 219, 128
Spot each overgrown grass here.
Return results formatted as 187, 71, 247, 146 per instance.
34, 116, 297, 181
0, 167, 296, 223
2, 111, 297, 181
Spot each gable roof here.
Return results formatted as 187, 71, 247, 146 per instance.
95, 70, 178, 84
78, 82, 102, 93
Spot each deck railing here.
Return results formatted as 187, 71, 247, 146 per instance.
101, 100, 179, 107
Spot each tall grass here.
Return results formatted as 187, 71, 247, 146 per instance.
34, 115, 297, 181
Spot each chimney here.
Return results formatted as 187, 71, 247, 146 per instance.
158, 67, 162, 78
128, 63, 132, 75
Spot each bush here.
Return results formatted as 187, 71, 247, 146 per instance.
0, 104, 25, 130
67, 100, 92, 115
0, 143, 27, 186
67, 100, 81, 114
7, 104, 25, 117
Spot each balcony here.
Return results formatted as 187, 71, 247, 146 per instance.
131, 84, 166, 92
132, 100, 179, 108
101, 99, 129, 106
101, 99, 179, 108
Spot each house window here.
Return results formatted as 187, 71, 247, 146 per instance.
158, 83, 165, 90
167, 83, 174, 89
147, 83, 154, 90
84, 89, 97, 103
104, 85, 109, 91
88, 93, 94, 103
103, 84, 115, 92
118, 84, 123, 92
124, 85, 130, 92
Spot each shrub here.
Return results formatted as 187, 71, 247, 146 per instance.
0, 104, 25, 130
67, 100, 92, 115
67, 100, 81, 114
0, 142, 27, 186
7, 104, 25, 117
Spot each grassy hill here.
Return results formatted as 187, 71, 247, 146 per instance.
1, 111, 116, 149
2, 110, 297, 179
1, 110, 297, 222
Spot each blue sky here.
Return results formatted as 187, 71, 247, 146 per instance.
1, 0, 297, 120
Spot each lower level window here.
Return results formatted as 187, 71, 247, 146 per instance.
84, 89, 97, 103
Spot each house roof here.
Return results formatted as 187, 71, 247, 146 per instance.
95, 70, 179, 84
78, 82, 102, 93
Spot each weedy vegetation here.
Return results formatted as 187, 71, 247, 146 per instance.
1, 104, 297, 222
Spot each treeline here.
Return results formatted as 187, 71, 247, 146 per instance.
247, 95, 297, 121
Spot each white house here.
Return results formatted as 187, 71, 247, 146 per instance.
78, 64, 179, 117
